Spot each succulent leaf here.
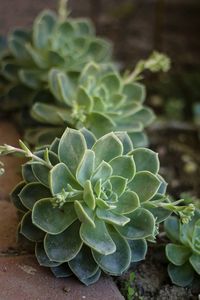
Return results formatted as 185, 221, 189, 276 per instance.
165, 210, 200, 286
32, 199, 77, 234
44, 220, 82, 262
168, 263, 194, 287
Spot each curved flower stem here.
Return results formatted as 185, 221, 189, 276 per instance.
0, 141, 53, 169
58, 0, 69, 21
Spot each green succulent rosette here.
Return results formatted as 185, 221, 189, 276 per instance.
28, 62, 154, 147
0, 8, 112, 111
165, 210, 200, 287
7, 128, 173, 285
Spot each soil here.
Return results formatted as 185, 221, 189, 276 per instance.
149, 121, 200, 199
117, 245, 200, 299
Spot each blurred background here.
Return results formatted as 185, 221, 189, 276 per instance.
0, 0, 200, 199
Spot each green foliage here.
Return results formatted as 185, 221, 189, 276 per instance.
120, 272, 143, 300
0, 128, 178, 285
0, 7, 112, 111
27, 62, 155, 147
165, 210, 200, 287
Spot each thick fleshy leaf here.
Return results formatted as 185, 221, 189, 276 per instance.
192, 219, 200, 253
76, 150, 94, 186
19, 182, 51, 210
83, 180, 95, 210
131, 148, 159, 174
69, 246, 98, 280
50, 163, 80, 195
110, 176, 127, 197
33, 10, 56, 49
109, 156, 135, 181
129, 132, 148, 148
10, 181, 27, 212
32, 163, 50, 187
113, 191, 139, 215
92, 161, 112, 184
93, 226, 131, 275
166, 244, 191, 266
51, 264, 73, 278
164, 216, 181, 244
133, 108, 155, 127
80, 269, 101, 286
80, 218, 116, 255
35, 243, 60, 267
80, 128, 96, 149
49, 138, 60, 154
22, 164, 38, 183
146, 202, 171, 224
26, 44, 47, 68
74, 201, 95, 227
115, 208, 155, 239
32, 199, 77, 234
157, 175, 168, 194
128, 171, 160, 203
92, 133, 123, 168
128, 239, 147, 262
76, 86, 93, 112
100, 73, 121, 94
96, 208, 130, 226
58, 128, 86, 174
189, 254, 200, 274
19, 69, 42, 89
9, 36, 30, 61
123, 82, 145, 103
114, 131, 133, 154
168, 263, 194, 287
48, 69, 74, 105
31, 103, 66, 125
44, 220, 82, 262
85, 112, 115, 138
75, 19, 95, 35
20, 212, 45, 242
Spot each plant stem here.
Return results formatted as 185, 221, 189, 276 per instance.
0, 144, 52, 169
58, 0, 69, 21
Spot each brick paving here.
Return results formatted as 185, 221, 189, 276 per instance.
0, 122, 124, 300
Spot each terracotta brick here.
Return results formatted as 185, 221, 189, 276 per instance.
0, 255, 124, 300
0, 122, 23, 200
0, 201, 18, 252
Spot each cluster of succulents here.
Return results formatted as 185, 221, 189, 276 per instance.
0, 6, 112, 112
0, 1, 171, 147
1, 0, 198, 289
0, 128, 180, 285
28, 62, 154, 147
165, 210, 200, 287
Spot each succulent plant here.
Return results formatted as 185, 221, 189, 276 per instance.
27, 62, 155, 147
0, 2, 112, 112
0, 127, 183, 285
165, 210, 200, 287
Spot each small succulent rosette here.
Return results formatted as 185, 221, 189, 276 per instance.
29, 62, 154, 147
10, 128, 170, 285
0, 9, 112, 111
165, 210, 200, 287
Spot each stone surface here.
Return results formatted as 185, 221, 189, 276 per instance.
0, 121, 23, 200
0, 201, 18, 251
0, 256, 124, 300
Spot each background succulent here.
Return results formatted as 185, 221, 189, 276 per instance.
0, 4, 112, 112
0, 127, 177, 285
27, 62, 155, 147
165, 210, 200, 287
